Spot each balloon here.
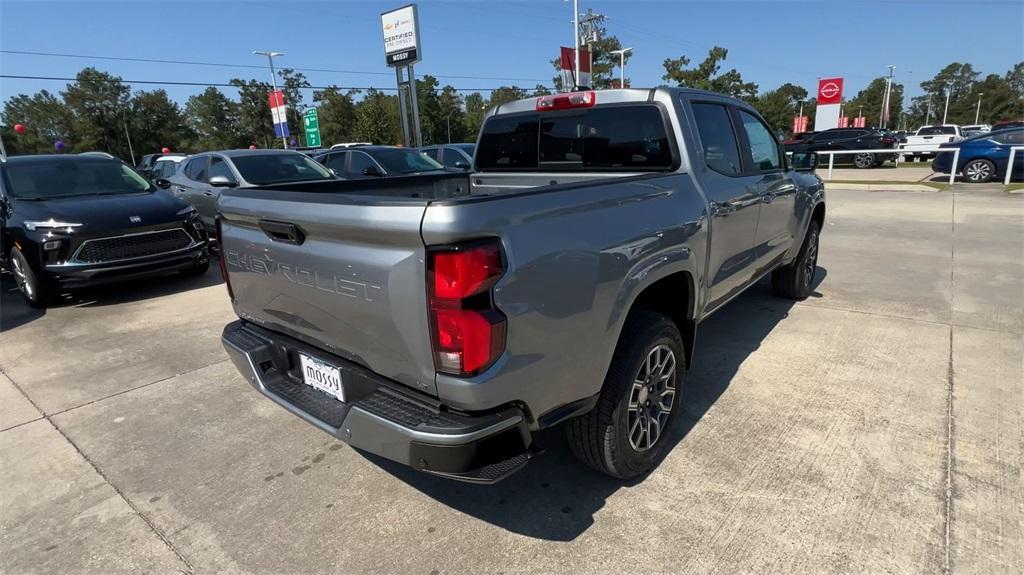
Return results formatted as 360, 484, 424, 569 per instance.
289, 139, 297, 147
54, 140, 65, 151
14, 124, 26, 134
249, 145, 257, 150
161, 147, 171, 154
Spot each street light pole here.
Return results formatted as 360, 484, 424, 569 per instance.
942, 83, 952, 125
122, 108, 136, 165
975, 93, 984, 124
446, 110, 454, 144
573, 0, 580, 89
880, 65, 895, 129
253, 50, 287, 149
610, 47, 632, 88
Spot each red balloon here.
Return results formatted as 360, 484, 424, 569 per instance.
13, 124, 26, 134
249, 145, 257, 150
161, 147, 171, 154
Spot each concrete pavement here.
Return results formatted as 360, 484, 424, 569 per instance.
1, 188, 1021, 574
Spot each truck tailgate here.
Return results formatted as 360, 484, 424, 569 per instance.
218, 190, 437, 396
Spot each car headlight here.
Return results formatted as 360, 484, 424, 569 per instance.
24, 219, 83, 232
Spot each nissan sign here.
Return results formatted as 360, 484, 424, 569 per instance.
381, 4, 421, 67
817, 77, 844, 105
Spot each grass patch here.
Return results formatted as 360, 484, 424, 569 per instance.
1006, 183, 1024, 193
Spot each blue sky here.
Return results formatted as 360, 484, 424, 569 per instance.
1, 0, 1022, 108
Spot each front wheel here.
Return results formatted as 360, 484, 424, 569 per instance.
962, 159, 995, 183
772, 220, 820, 300
10, 248, 58, 308
853, 153, 876, 169
566, 310, 684, 479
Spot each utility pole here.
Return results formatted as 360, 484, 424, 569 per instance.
880, 64, 895, 129
974, 93, 984, 124
610, 47, 632, 87
926, 99, 933, 126
122, 108, 135, 165
942, 83, 952, 125
576, 7, 605, 89
572, 0, 580, 90
253, 50, 287, 149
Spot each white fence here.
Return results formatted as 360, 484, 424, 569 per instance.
1006, 146, 1024, 185
789, 148, 960, 184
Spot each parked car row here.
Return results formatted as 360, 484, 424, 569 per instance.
933, 127, 1024, 183
783, 127, 897, 168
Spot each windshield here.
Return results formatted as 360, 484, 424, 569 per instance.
454, 144, 476, 155
4, 160, 152, 200
230, 153, 334, 185
918, 126, 957, 135
370, 148, 444, 173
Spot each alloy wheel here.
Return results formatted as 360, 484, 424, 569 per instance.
11, 255, 32, 299
854, 153, 874, 168
965, 161, 992, 182
627, 344, 677, 452
803, 229, 819, 288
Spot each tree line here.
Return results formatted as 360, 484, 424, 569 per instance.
2, 43, 1021, 159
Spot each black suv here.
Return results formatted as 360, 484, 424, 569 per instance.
784, 128, 896, 168
1, 155, 209, 306
313, 146, 446, 179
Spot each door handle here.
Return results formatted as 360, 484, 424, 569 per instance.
259, 220, 305, 245
713, 201, 736, 216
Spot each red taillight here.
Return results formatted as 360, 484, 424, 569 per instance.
215, 218, 234, 301
536, 91, 596, 111
428, 241, 506, 376
881, 137, 895, 146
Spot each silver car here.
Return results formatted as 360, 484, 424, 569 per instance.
161, 149, 335, 231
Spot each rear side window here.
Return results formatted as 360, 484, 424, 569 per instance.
991, 129, 1023, 145
476, 105, 674, 171
691, 103, 742, 176
185, 157, 208, 181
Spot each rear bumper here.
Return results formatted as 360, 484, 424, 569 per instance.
221, 320, 534, 484
43, 243, 209, 288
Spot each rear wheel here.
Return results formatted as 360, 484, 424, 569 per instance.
963, 159, 995, 183
853, 153, 875, 169
566, 310, 684, 479
10, 248, 57, 308
772, 220, 820, 300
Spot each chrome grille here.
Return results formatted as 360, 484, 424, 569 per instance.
72, 229, 194, 264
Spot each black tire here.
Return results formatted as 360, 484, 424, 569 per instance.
853, 153, 875, 169
962, 158, 995, 183
179, 259, 210, 278
566, 310, 685, 479
772, 220, 820, 300
9, 248, 57, 308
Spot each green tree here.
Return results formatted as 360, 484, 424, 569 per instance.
662, 47, 758, 101
754, 83, 809, 136
908, 62, 982, 126
184, 87, 244, 150
230, 78, 274, 148
127, 89, 189, 157
61, 68, 131, 156
1, 90, 74, 154
550, 22, 630, 90
487, 86, 528, 108
353, 89, 400, 145
844, 78, 904, 129
463, 92, 487, 139
313, 86, 359, 145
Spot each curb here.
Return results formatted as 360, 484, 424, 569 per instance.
824, 182, 939, 192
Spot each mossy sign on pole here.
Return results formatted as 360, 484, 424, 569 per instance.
382, 4, 422, 147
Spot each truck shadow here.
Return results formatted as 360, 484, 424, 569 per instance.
364, 268, 827, 541
0, 255, 223, 332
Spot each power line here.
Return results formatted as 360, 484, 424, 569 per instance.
0, 74, 544, 93
0, 50, 549, 83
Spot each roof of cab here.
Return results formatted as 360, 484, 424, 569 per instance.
488, 87, 749, 117
1, 154, 121, 166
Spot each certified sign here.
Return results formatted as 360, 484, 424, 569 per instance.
817, 77, 844, 105
381, 4, 421, 67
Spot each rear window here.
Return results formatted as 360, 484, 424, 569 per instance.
476, 105, 674, 171
918, 126, 957, 135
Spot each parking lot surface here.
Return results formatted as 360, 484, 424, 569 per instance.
1, 187, 1020, 574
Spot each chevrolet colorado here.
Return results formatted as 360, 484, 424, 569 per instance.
218, 88, 825, 483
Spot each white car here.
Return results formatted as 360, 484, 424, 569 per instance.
149, 154, 187, 180
900, 125, 965, 160
961, 124, 991, 138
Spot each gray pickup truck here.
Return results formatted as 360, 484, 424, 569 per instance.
218, 88, 825, 483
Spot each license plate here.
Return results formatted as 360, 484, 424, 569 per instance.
298, 353, 344, 402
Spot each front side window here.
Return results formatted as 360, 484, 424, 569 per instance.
208, 157, 235, 182
349, 151, 379, 174
230, 153, 334, 185
691, 103, 743, 176
738, 109, 782, 171
326, 152, 347, 173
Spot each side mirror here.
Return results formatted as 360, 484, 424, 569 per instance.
362, 166, 384, 177
208, 175, 238, 188
329, 168, 341, 177
454, 161, 471, 170
154, 178, 172, 189
791, 152, 818, 172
